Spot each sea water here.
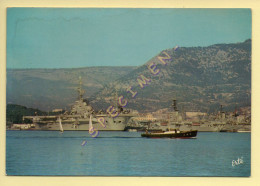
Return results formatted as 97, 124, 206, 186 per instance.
6, 131, 250, 176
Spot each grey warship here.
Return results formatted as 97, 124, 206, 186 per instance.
153, 100, 224, 132
23, 77, 134, 131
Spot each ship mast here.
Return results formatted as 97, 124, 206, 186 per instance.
78, 76, 85, 101
168, 113, 170, 131
172, 99, 178, 112
115, 89, 118, 108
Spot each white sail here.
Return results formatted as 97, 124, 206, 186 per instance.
59, 117, 64, 132
89, 115, 94, 133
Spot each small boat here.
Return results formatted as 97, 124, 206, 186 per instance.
141, 129, 197, 138
127, 129, 138, 132
141, 112, 197, 138
237, 129, 251, 133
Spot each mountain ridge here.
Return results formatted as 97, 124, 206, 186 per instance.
7, 39, 251, 113
90, 39, 251, 112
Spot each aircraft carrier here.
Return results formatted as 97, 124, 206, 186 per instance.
23, 77, 134, 131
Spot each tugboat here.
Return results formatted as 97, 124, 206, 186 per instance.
141, 129, 197, 138
141, 100, 197, 138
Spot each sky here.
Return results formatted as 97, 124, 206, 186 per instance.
7, 8, 251, 69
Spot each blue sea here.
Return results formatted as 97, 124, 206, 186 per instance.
6, 131, 250, 176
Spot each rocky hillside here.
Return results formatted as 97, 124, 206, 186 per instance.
90, 39, 251, 113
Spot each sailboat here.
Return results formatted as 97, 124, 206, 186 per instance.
89, 115, 94, 134
58, 117, 64, 133
89, 115, 99, 137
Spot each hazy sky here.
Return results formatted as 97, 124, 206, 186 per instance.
7, 8, 251, 69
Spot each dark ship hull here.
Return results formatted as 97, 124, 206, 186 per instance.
141, 130, 197, 138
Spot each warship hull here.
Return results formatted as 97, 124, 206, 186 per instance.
33, 123, 126, 131
178, 124, 222, 132
31, 115, 131, 131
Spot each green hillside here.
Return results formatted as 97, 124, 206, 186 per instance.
6, 104, 48, 124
